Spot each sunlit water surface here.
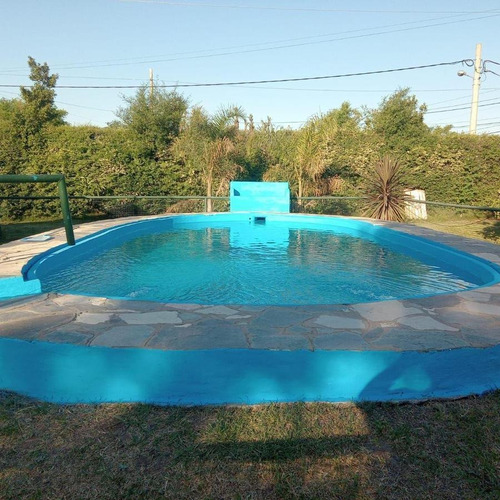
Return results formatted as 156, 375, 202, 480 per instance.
41, 222, 474, 305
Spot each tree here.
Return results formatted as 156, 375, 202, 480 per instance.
0, 58, 67, 211
365, 88, 430, 152
261, 127, 296, 185
116, 86, 189, 159
320, 102, 374, 192
294, 116, 327, 199
19, 56, 66, 137
173, 105, 246, 211
289, 105, 362, 199
233, 115, 279, 182
0, 56, 68, 179
263, 116, 329, 199
0, 98, 24, 172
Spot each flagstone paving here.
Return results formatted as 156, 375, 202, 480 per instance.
1, 215, 500, 352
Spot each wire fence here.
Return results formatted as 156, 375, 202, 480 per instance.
1, 194, 500, 246
1, 194, 499, 221
0, 194, 367, 220
76, 196, 231, 218
82, 195, 368, 218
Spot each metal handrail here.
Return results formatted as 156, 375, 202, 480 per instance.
0, 174, 75, 245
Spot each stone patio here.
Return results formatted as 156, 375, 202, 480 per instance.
1, 215, 500, 353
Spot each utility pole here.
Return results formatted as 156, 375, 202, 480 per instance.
470, 43, 482, 135
149, 68, 154, 98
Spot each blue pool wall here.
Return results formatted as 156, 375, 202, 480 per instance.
0, 276, 41, 300
230, 181, 290, 213
22, 213, 500, 292
2, 338, 500, 405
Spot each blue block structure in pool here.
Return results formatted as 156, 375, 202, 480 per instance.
230, 181, 290, 213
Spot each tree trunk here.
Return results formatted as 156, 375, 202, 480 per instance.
297, 175, 303, 211
206, 173, 213, 212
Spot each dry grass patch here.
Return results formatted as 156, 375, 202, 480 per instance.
411, 210, 500, 244
1, 392, 500, 499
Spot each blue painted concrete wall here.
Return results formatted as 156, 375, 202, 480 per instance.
230, 182, 290, 213
2, 338, 500, 405
0, 277, 41, 300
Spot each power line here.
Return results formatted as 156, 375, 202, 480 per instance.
0, 16, 458, 72
7, 83, 494, 95
0, 60, 467, 90
119, 0, 500, 15
453, 120, 500, 129
426, 101, 500, 114
35, 16, 474, 70
3, 13, 495, 72
203, 85, 484, 93
0, 73, 147, 82
272, 121, 306, 124
52, 13, 497, 69
482, 59, 500, 78
425, 93, 473, 107
477, 123, 500, 129
428, 95, 500, 112
0, 88, 114, 113
425, 88, 500, 107
233, 86, 500, 94
56, 101, 115, 113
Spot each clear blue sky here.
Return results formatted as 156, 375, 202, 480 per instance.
2, 0, 500, 134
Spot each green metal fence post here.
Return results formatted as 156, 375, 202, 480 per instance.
57, 177, 75, 245
0, 174, 76, 246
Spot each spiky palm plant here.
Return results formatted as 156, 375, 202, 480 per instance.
363, 156, 409, 221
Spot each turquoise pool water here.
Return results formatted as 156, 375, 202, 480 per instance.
24, 214, 495, 306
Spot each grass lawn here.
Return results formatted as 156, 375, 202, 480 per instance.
1, 213, 499, 498
0, 391, 499, 499
413, 217, 500, 244
0, 217, 105, 245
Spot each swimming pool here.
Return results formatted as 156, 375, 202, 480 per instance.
3, 213, 500, 405
22, 213, 500, 305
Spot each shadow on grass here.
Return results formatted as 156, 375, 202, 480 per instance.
2, 390, 500, 499
183, 435, 367, 461
482, 219, 500, 243
176, 437, 367, 498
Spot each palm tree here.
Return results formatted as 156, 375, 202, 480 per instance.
294, 118, 327, 199
173, 105, 246, 211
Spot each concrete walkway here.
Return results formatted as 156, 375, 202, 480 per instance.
1, 215, 500, 353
